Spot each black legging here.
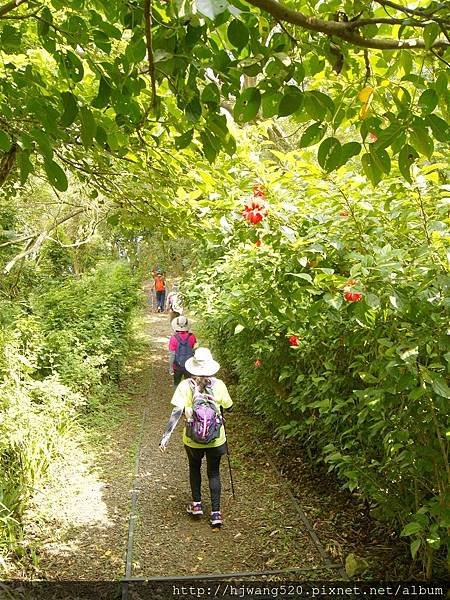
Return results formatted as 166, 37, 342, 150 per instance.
185, 443, 227, 512
173, 367, 190, 387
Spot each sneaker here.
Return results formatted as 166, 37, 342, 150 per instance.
210, 511, 223, 528
187, 502, 203, 517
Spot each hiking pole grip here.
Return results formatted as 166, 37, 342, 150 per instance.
220, 406, 236, 499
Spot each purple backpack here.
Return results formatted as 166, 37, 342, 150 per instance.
185, 379, 222, 444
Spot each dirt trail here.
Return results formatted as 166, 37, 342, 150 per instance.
131, 312, 332, 578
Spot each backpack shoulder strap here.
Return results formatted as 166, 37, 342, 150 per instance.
174, 333, 182, 343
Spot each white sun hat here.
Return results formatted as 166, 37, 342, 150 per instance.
171, 315, 189, 332
185, 347, 220, 376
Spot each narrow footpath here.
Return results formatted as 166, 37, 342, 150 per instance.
131, 312, 338, 578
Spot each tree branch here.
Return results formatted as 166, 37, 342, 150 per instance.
143, 0, 157, 107
1, 6, 41, 19
374, 0, 450, 24
243, 0, 450, 49
0, 0, 29, 18
0, 233, 34, 248
3, 209, 86, 273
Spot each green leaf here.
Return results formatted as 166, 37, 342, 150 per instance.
234, 324, 245, 334
278, 86, 303, 117
38, 7, 52, 37
227, 19, 249, 51
185, 97, 202, 122
126, 38, 146, 63
196, 0, 229, 19
430, 373, 450, 399
299, 123, 326, 148
60, 92, 78, 127
91, 76, 111, 109
410, 539, 421, 559
0, 130, 11, 152
17, 150, 33, 185
369, 145, 391, 174
65, 51, 84, 83
287, 272, 312, 282
400, 522, 423, 537
200, 130, 219, 163
44, 159, 68, 191
261, 92, 282, 118
317, 137, 342, 172
423, 23, 440, 49
93, 29, 111, 53
234, 88, 261, 123
426, 114, 450, 143
95, 125, 108, 146
434, 72, 448, 96
398, 144, 419, 183
201, 83, 220, 106
365, 293, 380, 308
410, 124, 434, 158
304, 91, 334, 122
80, 107, 97, 148
340, 142, 361, 165
1, 25, 21, 50
107, 213, 119, 226
361, 152, 382, 186
418, 89, 438, 115
31, 128, 53, 160
175, 129, 194, 150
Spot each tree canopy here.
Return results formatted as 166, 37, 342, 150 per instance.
0, 0, 448, 197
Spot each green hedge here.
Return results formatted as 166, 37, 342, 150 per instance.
0, 261, 142, 561
186, 185, 449, 577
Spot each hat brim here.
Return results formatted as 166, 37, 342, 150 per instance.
185, 357, 220, 376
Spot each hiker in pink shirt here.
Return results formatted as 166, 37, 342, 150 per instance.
169, 316, 197, 387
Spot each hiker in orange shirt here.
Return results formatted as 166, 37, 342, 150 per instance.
152, 267, 166, 312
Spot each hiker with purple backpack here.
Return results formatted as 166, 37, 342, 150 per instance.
168, 316, 197, 387
159, 347, 233, 528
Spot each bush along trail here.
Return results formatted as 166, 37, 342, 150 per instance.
183, 179, 449, 581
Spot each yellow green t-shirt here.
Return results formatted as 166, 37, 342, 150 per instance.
171, 378, 233, 448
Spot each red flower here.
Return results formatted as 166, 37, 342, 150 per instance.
255, 239, 261, 247
339, 210, 349, 218
289, 335, 299, 347
344, 291, 363, 302
242, 198, 268, 225
246, 211, 263, 224
368, 132, 378, 143
254, 359, 262, 368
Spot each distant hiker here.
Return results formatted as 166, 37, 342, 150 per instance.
169, 316, 197, 387
159, 348, 233, 528
166, 281, 183, 322
152, 268, 166, 313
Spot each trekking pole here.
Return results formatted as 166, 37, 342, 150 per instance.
220, 406, 236, 499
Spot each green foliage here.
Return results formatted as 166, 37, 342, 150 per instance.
185, 153, 449, 577
0, 0, 448, 194
0, 261, 141, 562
